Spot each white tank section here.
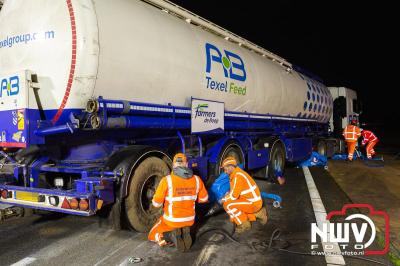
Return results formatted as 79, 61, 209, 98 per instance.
0, 0, 333, 124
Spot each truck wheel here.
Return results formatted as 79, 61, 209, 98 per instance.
317, 140, 327, 156
217, 142, 244, 173
208, 142, 245, 187
125, 157, 170, 232
267, 141, 285, 181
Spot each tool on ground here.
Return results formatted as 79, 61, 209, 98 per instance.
128, 257, 143, 264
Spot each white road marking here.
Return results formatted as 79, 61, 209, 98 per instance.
193, 235, 220, 266
12, 223, 139, 266
303, 166, 346, 266
29, 224, 98, 261
10, 257, 37, 266
93, 235, 141, 266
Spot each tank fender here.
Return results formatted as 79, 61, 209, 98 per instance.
105, 146, 171, 199
205, 136, 248, 164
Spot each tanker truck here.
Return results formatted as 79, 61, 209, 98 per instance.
0, 0, 359, 231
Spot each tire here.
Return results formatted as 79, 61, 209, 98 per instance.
217, 142, 244, 173
267, 140, 286, 181
207, 142, 245, 187
317, 140, 327, 156
125, 157, 170, 232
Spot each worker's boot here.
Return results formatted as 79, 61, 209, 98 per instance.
235, 221, 251, 234
255, 207, 268, 225
172, 227, 192, 252
182, 227, 192, 250
171, 228, 185, 252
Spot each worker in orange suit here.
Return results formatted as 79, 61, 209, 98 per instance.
361, 129, 379, 159
148, 153, 208, 252
220, 157, 268, 233
342, 119, 361, 161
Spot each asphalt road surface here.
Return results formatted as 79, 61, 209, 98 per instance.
0, 167, 393, 266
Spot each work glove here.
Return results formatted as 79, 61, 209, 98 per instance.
219, 192, 230, 204
277, 176, 286, 186
149, 204, 162, 215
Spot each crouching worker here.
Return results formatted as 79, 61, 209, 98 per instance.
361, 129, 379, 159
148, 153, 209, 252
220, 157, 268, 233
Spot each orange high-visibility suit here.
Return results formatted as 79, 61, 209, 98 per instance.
148, 173, 208, 245
343, 125, 361, 161
222, 167, 263, 225
361, 130, 379, 159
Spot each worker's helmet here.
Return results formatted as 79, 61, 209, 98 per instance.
173, 153, 188, 165
220, 157, 238, 168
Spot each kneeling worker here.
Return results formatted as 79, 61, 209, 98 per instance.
220, 157, 268, 233
148, 153, 209, 251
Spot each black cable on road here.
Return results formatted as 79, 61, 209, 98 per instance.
196, 222, 238, 245
197, 227, 392, 266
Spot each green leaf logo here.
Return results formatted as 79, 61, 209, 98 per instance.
196, 104, 209, 111
222, 57, 231, 69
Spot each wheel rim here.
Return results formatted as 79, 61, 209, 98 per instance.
318, 142, 326, 156
140, 174, 160, 215
273, 149, 284, 172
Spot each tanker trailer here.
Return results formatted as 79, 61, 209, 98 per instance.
0, 0, 349, 231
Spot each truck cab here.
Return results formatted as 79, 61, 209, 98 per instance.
329, 87, 361, 137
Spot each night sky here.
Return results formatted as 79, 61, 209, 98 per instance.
170, 0, 398, 138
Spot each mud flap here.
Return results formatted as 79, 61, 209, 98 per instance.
109, 198, 122, 230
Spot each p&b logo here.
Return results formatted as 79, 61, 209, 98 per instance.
205, 43, 246, 82
0, 76, 20, 98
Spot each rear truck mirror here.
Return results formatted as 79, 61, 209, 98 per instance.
358, 100, 363, 114
352, 99, 358, 113
334, 96, 347, 118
